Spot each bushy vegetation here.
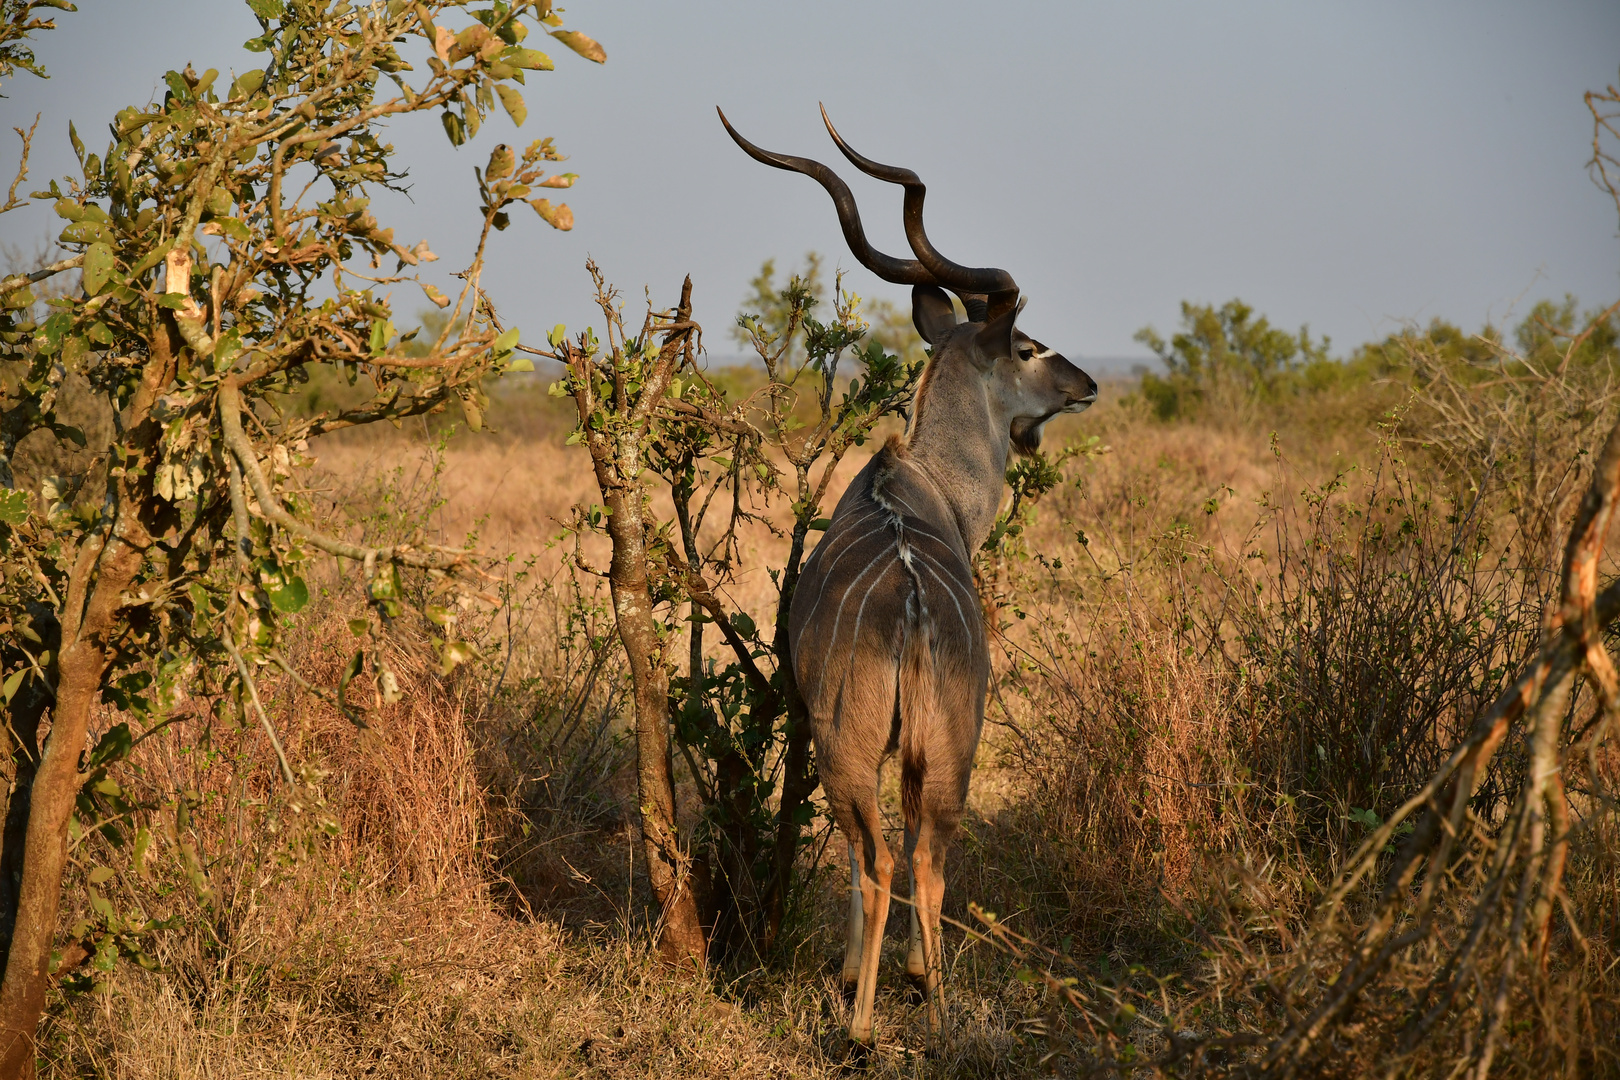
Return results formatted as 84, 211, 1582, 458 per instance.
16, 292, 1620, 1077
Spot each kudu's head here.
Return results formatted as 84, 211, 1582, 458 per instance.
719, 106, 1098, 458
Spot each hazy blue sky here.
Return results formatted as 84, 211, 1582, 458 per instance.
3, 1, 1618, 368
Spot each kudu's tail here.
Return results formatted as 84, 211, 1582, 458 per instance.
897, 595, 936, 831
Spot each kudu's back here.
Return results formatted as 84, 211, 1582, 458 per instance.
789, 440, 988, 824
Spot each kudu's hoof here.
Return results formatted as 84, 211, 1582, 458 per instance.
841, 1039, 873, 1070
902, 970, 927, 1006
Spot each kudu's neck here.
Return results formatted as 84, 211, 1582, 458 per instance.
903, 352, 1010, 552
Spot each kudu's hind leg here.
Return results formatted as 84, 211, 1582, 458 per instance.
908, 813, 952, 1046
847, 801, 894, 1047
905, 832, 925, 985
842, 844, 864, 990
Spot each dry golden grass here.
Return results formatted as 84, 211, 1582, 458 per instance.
36, 374, 1620, 1077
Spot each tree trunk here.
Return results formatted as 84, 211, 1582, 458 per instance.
600, 475, 706, 967
762, 649, 816, 949
0, 535, 141, 1079
567, 275, 706, 969
0, 330, 172, 1080
0, 609, 59, 965
761, 523, 817, 950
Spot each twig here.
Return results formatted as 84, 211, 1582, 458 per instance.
1, 114, 39, 214
221, 627, 296, 788
218, 376, 478, 571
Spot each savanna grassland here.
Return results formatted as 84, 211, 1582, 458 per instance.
26, 289, 1620, 1078
2, 6, 1618, 1074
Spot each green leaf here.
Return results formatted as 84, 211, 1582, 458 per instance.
548, 30, 606, 63
419, 282, 450, 309
337, 649, 365, 721
80, 243, 115, 296
495, 84, 526, 126
89, 890, 115, 920
548, 323, 567, 347
188, 582, 215, 626
58, 220, 115, 247
86, 723, 133, 769
0, 489, 28, 525
213, 327, 241, 374
441, 111, 467, 146
130, 239, 175, 276
492, 326, 519, 354
245, 0, 282, 17
266, 575, 309, 613
440, 640, 477, 675
808, 517, 831, 531
367, 565, 401, 601
506, 355, 534, 372
229, 69, 265, 99
369, 318, 393, 356
2, 668, 25, 705
730, 612, 756, 638
132, 826, 151, 876
60, 332, 88, 367
34, 312, 71, 354
347, 618, 370, 637
215, 216, 251, 243
500, 46, 553, 70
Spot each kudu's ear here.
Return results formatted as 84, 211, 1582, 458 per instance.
974, 296, 1025, 361
911, 284, 957, 344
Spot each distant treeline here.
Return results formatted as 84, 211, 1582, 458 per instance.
1132, 295, 1620, 422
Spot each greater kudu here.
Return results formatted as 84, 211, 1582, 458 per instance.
721, 107, 1098, 1050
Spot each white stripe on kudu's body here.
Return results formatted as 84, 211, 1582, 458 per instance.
721, 106, 1097, 1053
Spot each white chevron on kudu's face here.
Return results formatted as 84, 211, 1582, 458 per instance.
723, 104, 1096, 1052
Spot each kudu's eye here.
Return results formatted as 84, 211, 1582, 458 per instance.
1017, 345, 1035, 361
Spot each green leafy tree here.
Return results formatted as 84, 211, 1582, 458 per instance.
731, 253, 924, 369
729, 252, 824, 359
0, 2, 601, 1073
1348, 316, 1497, 373
1134, 298, 1332, 420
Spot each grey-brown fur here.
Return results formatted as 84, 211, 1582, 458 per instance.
792, 291, 1095, 1049
722, 107, 1097, 1050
